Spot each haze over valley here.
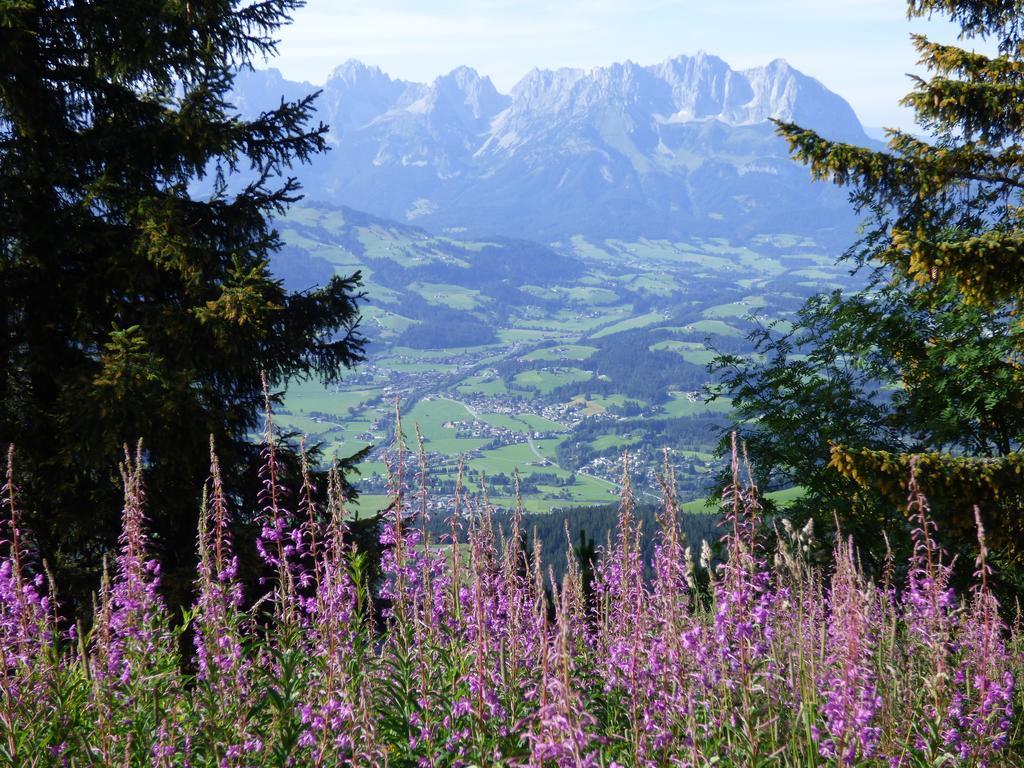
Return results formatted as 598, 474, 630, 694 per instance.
254, 53, 869, 513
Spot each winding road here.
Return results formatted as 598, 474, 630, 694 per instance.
438, 396, 620, 498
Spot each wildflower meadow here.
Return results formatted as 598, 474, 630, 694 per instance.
1, 407, 1022, 767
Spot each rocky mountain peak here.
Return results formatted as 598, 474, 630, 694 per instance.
424, 66, 510, 122
739, 58, 864, 142
231, 53, 870, 241
328, 59, 390, 86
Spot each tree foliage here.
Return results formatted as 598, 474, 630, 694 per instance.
717, 0, 1024, 583
711, 284, 1024, 580
777, 1, 1024, 312
0, 0, 365, 608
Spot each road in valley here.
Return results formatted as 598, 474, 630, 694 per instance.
439, 396, 620, 499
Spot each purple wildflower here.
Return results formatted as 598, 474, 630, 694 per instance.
816, 537, 882, 764
194, 438, 247, 689
93, 442, 168, 686
944, 509, 1015, 765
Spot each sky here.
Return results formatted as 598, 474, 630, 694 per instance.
269, 0, 974, 132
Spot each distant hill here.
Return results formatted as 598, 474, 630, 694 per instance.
234, 54, 876, 245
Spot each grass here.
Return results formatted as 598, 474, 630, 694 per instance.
750, 232, 819, 248
790, 267, 842, 281
564, 286, 620, 305
374, 359, 454, 373
530, 437, 564, 463
353, 461, 388, 479
603, 239, 732, 270
568, 234, 612, 260
676, 319, 745, 338
681, 496, 720, 514
650, 340, 719, 366
522, 344, 598, 362
629, 273, 683, 296
660, 392, 733, 418
519, 285, 560, 301
283, 381, 381, 417
276, 226, 322, 251
362, 306, 416, 336
512, 368, 593, 394
516, 307, 634, 335
321, 438, 376, 461
477, 412, 565, 434
589, 433, 642, 451
456, 373, 509, 396
765, 485, 807, 507
403, 398, 488, 456
345, 492, 392, 516
390, 346, 491, 360
515, 413, 566, 432
674, 448, 716, 462
273, 413, 340, 437
558, 472, 620, 503
474, 412, 530, 432
408, 282, 485, 310
467, 443, 567, 478
569, 394, 643, 417
355, 227, 428, 266
678, 485, 805, 515
496, 328, 567, 344
702, 298, 765, 320
591, 311, 668, 339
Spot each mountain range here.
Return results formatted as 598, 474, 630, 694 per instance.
234, 53, 874, 244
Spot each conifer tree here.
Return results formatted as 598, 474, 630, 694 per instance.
762, 0, 1024, 576
0, 1, 365, 606
778, 0, 1024, 311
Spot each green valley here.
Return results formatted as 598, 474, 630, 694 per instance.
272, 203, 857, 515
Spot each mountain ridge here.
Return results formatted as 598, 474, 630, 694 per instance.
235, 53, 873, 243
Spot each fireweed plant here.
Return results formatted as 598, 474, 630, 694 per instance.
0, 412, 1022, 766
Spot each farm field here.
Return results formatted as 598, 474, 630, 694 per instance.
275, 203, 858, 517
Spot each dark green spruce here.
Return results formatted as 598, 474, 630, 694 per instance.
0, 0, 366, 610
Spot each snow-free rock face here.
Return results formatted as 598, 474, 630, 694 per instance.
738, 59, 865, 143
318, 60, 422, 136
232, 54, 871, 242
